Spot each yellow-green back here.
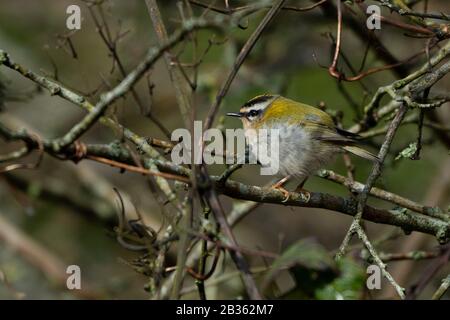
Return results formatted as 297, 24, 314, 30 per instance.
261, 96, 335, 128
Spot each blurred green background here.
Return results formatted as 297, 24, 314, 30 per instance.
0, 0, 449, 299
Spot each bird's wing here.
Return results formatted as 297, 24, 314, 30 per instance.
305, 122, 356, 145
295, 106, 359, 145
307, 123, 379, 162
288, 101, 352, 143
283, 99, 379, 162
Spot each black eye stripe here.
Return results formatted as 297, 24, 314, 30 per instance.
247, 109, 260, 117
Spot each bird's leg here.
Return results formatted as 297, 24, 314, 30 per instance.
294, 177, 310, 202
270, 175, 291, 202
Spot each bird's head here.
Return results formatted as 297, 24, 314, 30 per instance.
226, 94, 280, 129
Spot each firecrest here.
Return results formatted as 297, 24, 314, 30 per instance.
227, 94, 378, 200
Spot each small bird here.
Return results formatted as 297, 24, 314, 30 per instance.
227, 94, 378, 201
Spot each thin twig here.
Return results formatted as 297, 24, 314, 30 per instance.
318, 169, 447, 220
189, 0, 327, 15
0, 18, 221, 151
432, 274, 450, 299
336, 105, 409, 300
203, 0, 287, 131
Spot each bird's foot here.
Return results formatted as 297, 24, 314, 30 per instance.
270, 184, 291, 203
294, 186, 311, 203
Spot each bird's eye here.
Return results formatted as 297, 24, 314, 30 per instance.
247, 110, 259, 118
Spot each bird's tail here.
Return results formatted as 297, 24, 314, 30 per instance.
342, 145, 379, 162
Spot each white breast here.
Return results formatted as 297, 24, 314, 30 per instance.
245, 123, 337, 180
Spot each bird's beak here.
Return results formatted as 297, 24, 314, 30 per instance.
226, 112, 243, 118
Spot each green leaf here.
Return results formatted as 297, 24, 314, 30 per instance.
263, 239, 338, 298
315, 258, 366, 300
272, 239, 336, 272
